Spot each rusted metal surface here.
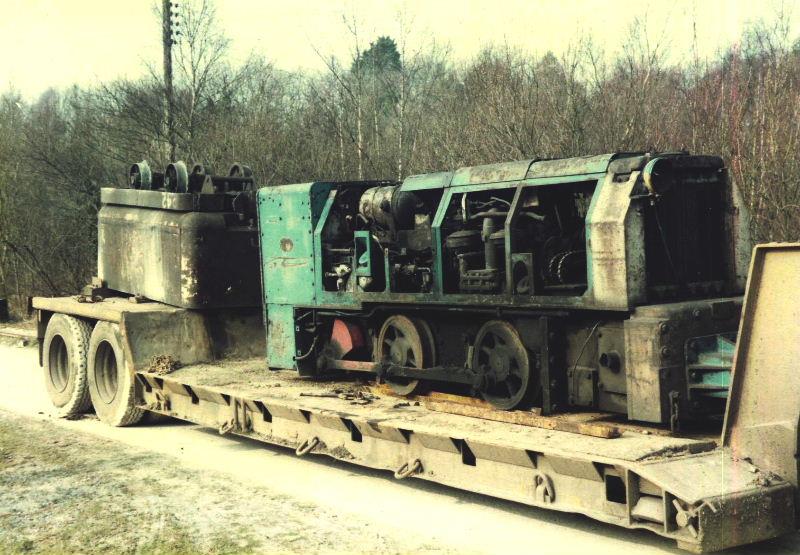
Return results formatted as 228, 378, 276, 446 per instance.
624, 298, 742, 425
584, 171, 646, 308
100, 159, 260, 310
724, 244, 800, 503
102, 188, 197, 211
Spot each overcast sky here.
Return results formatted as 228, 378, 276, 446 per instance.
1, 0, 797, 100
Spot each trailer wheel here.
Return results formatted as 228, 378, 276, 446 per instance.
87, 321, 144, 427
43, 314, 93, 417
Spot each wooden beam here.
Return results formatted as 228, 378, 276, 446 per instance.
425, 400, 622, 439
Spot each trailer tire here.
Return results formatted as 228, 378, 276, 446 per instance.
43, 314, 93, 417
87, 321, 144, 427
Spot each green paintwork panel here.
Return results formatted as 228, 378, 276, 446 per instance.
520, 173, 606, 188
450, 159, 536, 187
404, 152, 646, 192
353, 230, 376, 277
400, 171, 453, 191
687, 332, 735, 398
526, 153, 618, 179
414, 152, 644, 190
258, 182, 332, 305
258, 182, 333, 369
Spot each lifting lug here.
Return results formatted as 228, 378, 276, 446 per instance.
394, 459, 423, 480
295, 436, 320, 457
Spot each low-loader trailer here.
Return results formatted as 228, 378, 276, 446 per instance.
32, 157, 800, 552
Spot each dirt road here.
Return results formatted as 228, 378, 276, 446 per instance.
0, 341, 798, 554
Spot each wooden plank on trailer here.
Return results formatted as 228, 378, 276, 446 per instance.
424, 400, 621, 439
370, 384, 516, 410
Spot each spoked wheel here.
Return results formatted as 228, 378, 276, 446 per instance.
376, 315, 436, 396
473, 320, 535, 410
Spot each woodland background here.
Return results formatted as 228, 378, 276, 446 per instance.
2, 2, 800, 315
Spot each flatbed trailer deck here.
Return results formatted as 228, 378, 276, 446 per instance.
129, 359, 792, 553
31, 243, 800, 553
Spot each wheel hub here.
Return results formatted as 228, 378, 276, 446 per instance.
48, 335, 69, 393
488, 347, 512, 381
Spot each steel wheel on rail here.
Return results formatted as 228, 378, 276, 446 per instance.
376, 315, 435, 396
42, 314, 93, 417
87, 321, 144, 427
472, 320, 534, 410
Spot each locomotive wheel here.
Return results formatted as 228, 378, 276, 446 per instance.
377, 315, 435, 396
228, 162, 253, 178
128, 161, 152, 190
164, 161, 189, 192
87, 322, 144, 427
189, 163, 212, 193
472, 320, 533, 410
191, 163, 212, 177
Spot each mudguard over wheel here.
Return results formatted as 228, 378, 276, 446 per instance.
43, 314, 93, 417
87, 321, 144, 426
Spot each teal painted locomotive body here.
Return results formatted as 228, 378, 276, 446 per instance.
258, 152, 751, 425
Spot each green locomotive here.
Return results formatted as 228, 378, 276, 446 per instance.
259, 152, 751, 426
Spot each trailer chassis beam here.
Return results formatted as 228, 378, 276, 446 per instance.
135, 371, 795, 553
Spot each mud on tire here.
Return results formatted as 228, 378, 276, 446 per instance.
43, 314, 93, 417
87, 321, 144, 427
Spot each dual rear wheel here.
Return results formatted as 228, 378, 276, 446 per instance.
43, 314, 92, 417
43, 317, 143, 426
